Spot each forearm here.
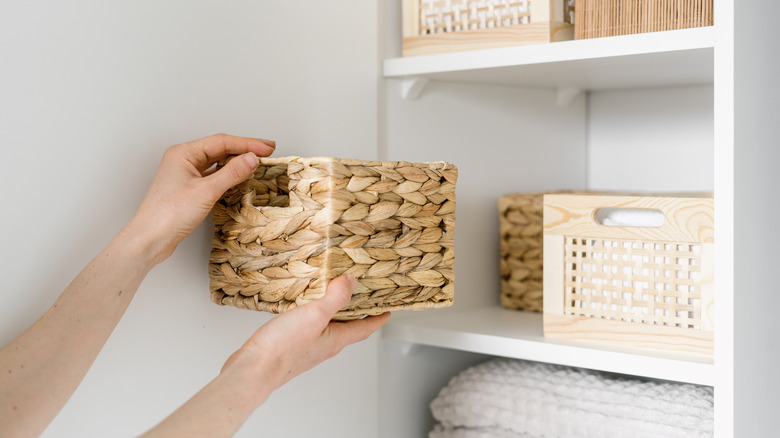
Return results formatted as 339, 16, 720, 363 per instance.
0, 222, 160, 437
141, 360, 276, 438
141, 275, 389, 438
0, 134, 275, 437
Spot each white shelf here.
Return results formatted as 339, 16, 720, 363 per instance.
384, 27, 714, 91
383, 306, 715, 386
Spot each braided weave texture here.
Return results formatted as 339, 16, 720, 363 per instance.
209, 156, 457, 319
499, 193, 544, 312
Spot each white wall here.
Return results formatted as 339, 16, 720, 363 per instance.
0, 1, 379, 437
587, 86, 714, 193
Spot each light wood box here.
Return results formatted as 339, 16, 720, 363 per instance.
543, 194, 714, 358
402, 0, 574, 57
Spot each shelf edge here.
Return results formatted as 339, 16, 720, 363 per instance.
384, 27, 715, 78
383, 318, 716, 386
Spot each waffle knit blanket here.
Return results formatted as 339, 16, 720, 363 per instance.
429, 358, 713, 438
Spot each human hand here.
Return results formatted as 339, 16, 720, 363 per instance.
220, 276, 391, 406
140, 277, 387, 438
126, 133, 275, 265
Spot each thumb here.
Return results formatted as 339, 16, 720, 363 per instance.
205, 152, 258, 197
309, 276, 356, 320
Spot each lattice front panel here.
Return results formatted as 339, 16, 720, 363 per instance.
563, 236, 702, 329
419, 0, 534, 34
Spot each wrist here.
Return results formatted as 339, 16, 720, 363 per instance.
142, 359, 273, 438
119, 215, 178, 268
219, 348, 281, 408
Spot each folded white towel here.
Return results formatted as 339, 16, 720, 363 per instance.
429, 359, 713, 438
430, 424, 535, 438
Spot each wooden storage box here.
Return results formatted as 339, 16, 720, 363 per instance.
542, 194, 714, 357
209, 156, 457, 319
402, 0, 575, 57
574, 0, 713, 40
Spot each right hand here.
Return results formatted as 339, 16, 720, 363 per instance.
220, 276, 390, 405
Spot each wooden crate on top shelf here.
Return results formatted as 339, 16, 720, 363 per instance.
402, 0, 575, 57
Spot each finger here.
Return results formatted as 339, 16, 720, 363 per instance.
304, 276, 356, 326
326, 312, 391, 346
202, 152, 258, 200
317, 276, 357, 315
188, 133, 275, 170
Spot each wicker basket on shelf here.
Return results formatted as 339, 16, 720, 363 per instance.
209, 156, 458, 320
499, 193, 546, 312
574, 0, 713, 39
500, 191, 597, 312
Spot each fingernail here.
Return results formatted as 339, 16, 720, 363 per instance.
345, 275, 357, 289
241, 152, 257, 168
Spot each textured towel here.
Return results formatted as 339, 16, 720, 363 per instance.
430, 424, 536, 438
430, 359, 713, 438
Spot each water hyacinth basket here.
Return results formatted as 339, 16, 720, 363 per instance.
499, 191, 588, 312
209, 156, 458, 320
499, 193, 545, 312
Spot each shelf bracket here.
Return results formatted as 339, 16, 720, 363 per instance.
556, 87, 583, 108
400, 77, 429, 101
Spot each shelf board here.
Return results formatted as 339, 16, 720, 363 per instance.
382, 306, 715, 386
384, 27, 714, 91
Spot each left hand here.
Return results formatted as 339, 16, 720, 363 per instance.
127, 133, 275, 265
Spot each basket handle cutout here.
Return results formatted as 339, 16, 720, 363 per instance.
594, 208, 665, 228
251, 161, 295, 209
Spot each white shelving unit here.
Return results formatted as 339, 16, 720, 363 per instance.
384, 27, 714, 92
378, 1, 780, 436
382, 26, 716, 377
383, 307, 715, 386
377, 4, 730, 434
380, 27, 717, 392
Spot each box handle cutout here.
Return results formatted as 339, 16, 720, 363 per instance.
594, 208, 665, 228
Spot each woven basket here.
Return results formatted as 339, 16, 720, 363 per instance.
209, 156, 458, 319
402, 0, 575, 56
543, 194, 714, 357
498, 193, 545, 312
574, 0, 713, 39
